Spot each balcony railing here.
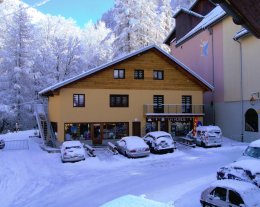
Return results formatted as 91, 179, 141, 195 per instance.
144, 104, 204, 115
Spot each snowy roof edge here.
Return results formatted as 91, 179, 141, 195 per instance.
233, 28, 250, 41
173, 7, 204, 18
39, 45, 214, 95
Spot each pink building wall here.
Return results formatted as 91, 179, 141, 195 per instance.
170, 23, 224, 104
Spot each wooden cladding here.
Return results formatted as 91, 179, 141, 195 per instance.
64, 49, 205, 91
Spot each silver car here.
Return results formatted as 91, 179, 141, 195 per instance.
115, 136, 150, 158
200, 180, 260, 207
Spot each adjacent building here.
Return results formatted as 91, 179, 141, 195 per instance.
164, 0, 260, 142
39, 45, 212, 144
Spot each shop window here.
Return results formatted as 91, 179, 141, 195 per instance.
153, 70, 164, 80
73, 94, 85, 107
64, 123, 91, 141
245, 108, 258, 132
134, 69, 144, 79
110, 95, 129, 107
114, 69, 125, 79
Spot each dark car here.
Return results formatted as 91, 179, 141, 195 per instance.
0, 139, 5, 149
217, 159, 260, 188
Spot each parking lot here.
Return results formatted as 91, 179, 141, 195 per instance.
0, 130, 248, 207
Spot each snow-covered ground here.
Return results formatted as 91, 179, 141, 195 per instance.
0, 130, 248, 207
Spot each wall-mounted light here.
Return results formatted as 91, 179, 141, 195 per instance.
250, 92, 260, 106
147, 118, 152, 122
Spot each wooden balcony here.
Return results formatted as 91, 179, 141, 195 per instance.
143, 104, 204, 116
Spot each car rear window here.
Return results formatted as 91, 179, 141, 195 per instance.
157, 135, 172, 140
65, 146, 81, 149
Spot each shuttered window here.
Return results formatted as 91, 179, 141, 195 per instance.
73, 94, 85, 107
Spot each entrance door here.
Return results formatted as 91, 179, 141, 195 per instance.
132, 121, 141, 136
91, 124, 103, 145
154, 95, 164, 113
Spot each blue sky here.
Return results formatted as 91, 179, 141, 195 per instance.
22, 0, 114, 27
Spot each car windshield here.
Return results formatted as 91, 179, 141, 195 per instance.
244, 146, 260, 159
65, 146, 81, 149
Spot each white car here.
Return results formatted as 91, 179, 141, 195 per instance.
239, 139, 260, 161
143, 131, 175, 153
115, 136, 150, 158
200, 180, 260, 207
191, 126, 222, 147
61, 141, 86, 163
217, 159, 260, 188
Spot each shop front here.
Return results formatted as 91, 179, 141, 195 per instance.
146, 116, 201, 137
64, 122, 129, 145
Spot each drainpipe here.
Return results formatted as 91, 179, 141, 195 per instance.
209, 27, 215, 125
234, 39, 244, 142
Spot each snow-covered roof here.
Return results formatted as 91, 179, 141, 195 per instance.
210, 180, 260, 206
176, 6, 226, 46
121, 136, 148, 149
233, 28, 250, 41
249, 139, 260, 148
196, 125, 221, 131
39, 45, 214, 96
173, 7, 204, 18
228, 160, 260, 175
61, 141, 82, 147
100, 194, 170, 207
145, 131, 172, 138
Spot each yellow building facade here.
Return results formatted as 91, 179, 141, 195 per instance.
40, 46, 213, 144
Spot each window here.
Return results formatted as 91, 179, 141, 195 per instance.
229, 190, 244, 206
210, 187, 227, 201
110, 95, 129, 107
245, 108, 258, 132
73, 94, 85, 107
134, 69, 144, 79
182, 95, 192, 113
114, 69, 125, 79
153, 70, 164, 80
153, 95, 164, 113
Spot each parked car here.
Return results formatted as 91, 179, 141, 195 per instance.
217, 159, 260, 188
60, 141, 86, 163
115, 136, 150, 158
143, 131, 175, 153
200, 180, 260, 207
0, 139, 5, 149
188, 126, 222, 147
238, 139, 260, 161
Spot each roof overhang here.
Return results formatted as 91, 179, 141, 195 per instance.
212, 0, 260, 38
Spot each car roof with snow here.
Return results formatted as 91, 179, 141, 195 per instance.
249, 139, 260, 148
210, 180, 260, 206
145, 131, 172, 138
62, 141, 82, 147
100, 194, 170, 207
196, 125, 221, 131
121, 136, 148, 148
227, 160, 260, 174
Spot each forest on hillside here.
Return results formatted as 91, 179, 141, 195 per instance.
0, 0, 194, 132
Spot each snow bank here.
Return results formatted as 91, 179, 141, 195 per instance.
100, 195, 172, 207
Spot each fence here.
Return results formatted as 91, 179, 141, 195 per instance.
3, 139, 29, 150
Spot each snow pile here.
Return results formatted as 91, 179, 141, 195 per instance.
100, 194, 173, 207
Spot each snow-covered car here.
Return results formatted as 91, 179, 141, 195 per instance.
0, 139, 5, 149
143, 131, 175, 153
115, 136, 150, 158
238, 139, 260, 161
61, 141, 86, 163
192, 125, 222, 147
217, 159, 260, 188
200, 180, 260, 207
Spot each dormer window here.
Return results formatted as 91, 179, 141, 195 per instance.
114, 69, 125, 79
